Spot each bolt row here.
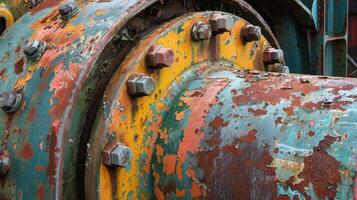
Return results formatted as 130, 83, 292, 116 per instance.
0, 2, 83, 177
126, 15, 285, 98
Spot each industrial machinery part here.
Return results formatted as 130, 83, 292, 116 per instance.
0, 0, 355, 199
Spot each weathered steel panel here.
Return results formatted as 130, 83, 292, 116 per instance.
0, 0, 157, 199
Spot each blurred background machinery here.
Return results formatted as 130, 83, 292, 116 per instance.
0, 0, 355, 199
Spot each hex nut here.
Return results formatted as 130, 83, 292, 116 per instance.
209, 14, 234, 34
59, 2, 79, 20
110, 145, 133, 167
127, 75, 156, 97
263, 47, 285, 64
23, 40, 46, 59
102, 141, 119, 166
241, 24, 262, 43
146, 45, 175, 69
191, 22, 212, 41
0, 150, 10, 177
0, 92, 22, 113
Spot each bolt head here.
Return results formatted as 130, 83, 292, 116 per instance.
59, 2, 79, 19
241, 24, 261, 43
210, 15, 234, 34
192, 22, 212, 41
146, 45, 175, 69
24, 40, 44, 59
0, 150, 10, 177
127, 75, 156, 97
263, 47, 285, 64
110, 145, 132, 167
102, 141, 118, 166
0, 92, 22, 113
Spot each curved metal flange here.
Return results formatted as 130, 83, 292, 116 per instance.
84, 11, 273, 199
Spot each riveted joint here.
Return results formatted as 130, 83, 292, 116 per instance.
263, 47, 285, 65
146, 45, 175, 69
23, 40, 46, 60
59, 2, 79, 20
209, 14, 234, 34
191, 22, 212, 41
0, 91, 22, 114
102, 142, 132, 168
0, 150, 10, 177
241, 24, 261, 43
127, 75, 156, 97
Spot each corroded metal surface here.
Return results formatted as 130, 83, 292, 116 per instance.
84, 7, 356, 200
148, 68, 357, 199
90, 60, 357, 199
0, 0, 158, 199
85, 11, 273, 199
0, 0, 354, 199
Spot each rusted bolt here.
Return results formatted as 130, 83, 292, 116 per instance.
110, 145, 132, 167
0, 91, 22, 113
0, 150, 10, 177
241, 24, 261, 43
191, 22, 212, 41
59, 2, 79, 20
263, 47, 285, 64
209, 14, 234, 34
102, 141, 118, 166
23, 40, 45, 59
146, 45, 174, 69
127, 75, 156, 97
102, 142, 132, 167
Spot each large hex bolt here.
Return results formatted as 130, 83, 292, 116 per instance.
127, 75, 156, 97
263, 47, 285, 64
23, 40, 46, 60
241, 24, 262, 43
0, 150, 10, 177
102, 143, 133, 168
0, 91, 22, 113
209, 14, 234, 34
146, 45, 175, 69
102, 141, 118, 166
191, 22, 212, 41
111, 145, 133, 167
59, 2, 79, 20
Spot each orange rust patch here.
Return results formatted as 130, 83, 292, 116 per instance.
233, 74, 320, 106
191, 181, 203, 198
209, 116, 229, 129
20, 142, 34, 160
283, 106, 295, 116
289, 135, 341, 199
239, 129, 257, 143
176, 79, 229, 180
163, 155, 177, 175
36, 184, 45, 200
0, 68, 6, 81
27, 107, 37, 123
308, 130, 315, 137
175, 110, 186, 121
35, 165, 46, 172
47, 120, 60, 190
154, 187, 165, 200
14, 57, 24, 74
176, 188, 186, 197
248, 108, 268, 116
